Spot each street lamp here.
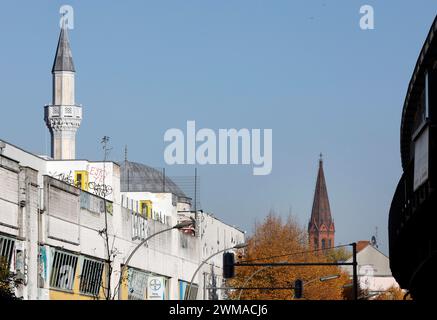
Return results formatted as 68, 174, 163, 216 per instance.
305, 274, 341, 285
185, 242, 247, 300
116, 220, 194, 298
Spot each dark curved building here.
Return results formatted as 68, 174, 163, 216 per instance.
389, 15, 437, 300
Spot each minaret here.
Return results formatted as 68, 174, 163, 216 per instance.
44, 23, 82, 160
308, 154, 335, 250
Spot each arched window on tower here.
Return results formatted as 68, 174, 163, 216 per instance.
321, 239, 326, 250
328, 239, 332, 248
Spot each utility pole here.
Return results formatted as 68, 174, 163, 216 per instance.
352, 242, 358, 300
194, 168, 198, 236
101, 136, 112, 299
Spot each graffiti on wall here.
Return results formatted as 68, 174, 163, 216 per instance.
49, 171, 75, 185
88, 166, 107, 184
38, 247, 48, 288
88, 182, 113, 197
49, 166, 113, 198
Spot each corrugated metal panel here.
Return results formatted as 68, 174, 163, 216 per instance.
48, 185, 79, 223
0, 167, 18, 204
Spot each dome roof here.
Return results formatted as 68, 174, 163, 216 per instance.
119, 161, 190, 202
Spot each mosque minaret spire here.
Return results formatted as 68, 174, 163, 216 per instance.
44, 21, 82, 160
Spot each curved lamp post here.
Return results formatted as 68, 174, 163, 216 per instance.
237, 264, 277, 300
185, 242, 247, 300
116, 220, 194, 298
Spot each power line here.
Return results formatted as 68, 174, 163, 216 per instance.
240, 244, 351, 263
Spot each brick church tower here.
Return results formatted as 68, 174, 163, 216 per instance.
308, 154, 335, 250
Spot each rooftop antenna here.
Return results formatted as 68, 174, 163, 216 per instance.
124, 145, 128, 163
163, 168, 166, 192
371, 226, 379, 248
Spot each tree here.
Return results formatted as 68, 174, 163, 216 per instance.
374, 286, 411, 300
326, 247, 352, 263
229, 212, 350, 300
0, 258, 21, 300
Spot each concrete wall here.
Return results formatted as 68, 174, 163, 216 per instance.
0, 151, 40, 300
0, 139, 245, 300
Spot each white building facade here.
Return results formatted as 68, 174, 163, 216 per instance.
341, 241, 400, 298
0, 23, 244, 301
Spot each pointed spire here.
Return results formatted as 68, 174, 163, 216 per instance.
52, 23, 75, 73
310, 154, 333, 228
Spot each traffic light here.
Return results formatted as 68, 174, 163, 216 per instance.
294, 279, 303, 299
223, 252, 235, 279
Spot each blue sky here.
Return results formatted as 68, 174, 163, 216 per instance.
1, 1, 436, 254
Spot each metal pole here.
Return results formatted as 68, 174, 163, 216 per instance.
185, 247, 230, 300
163, 168, 166, 192
238, 266, 271, 300
194, 168, 199, 237
116, 226, 175, 297
203, 272, 207, 300
236, 262, 354, 267
209, 287, 295, 291
352, 242, 358, 300
194, 168, 197, 213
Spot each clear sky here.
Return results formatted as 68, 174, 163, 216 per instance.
1, 1, 436, 254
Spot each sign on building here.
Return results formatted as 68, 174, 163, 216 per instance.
147, 276, 165, 300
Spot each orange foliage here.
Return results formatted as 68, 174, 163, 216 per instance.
374, 286, 410, 300
229, 213, 350, 300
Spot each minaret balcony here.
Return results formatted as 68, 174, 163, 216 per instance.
44, 104, 82, 120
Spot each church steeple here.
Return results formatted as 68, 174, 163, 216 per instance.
44, 22, 82, 160
308, 154, 335, 250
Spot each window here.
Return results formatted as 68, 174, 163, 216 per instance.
74, 171, 89, 191
50, 250, 78, 291
321, 239, 326, 250
128, 268, 148, 300
328, 239, 332, 248
413, 72, 430, 134
79, 258, 104, 296
0, 236, 15, 268
180, 280, 199, 300
139, 200, 152, 218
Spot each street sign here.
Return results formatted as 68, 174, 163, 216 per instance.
147, 276, 165, 300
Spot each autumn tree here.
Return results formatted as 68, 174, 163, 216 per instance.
374, 286, 410, 300
228, 212, 349, 300
326, 246, 352, 263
